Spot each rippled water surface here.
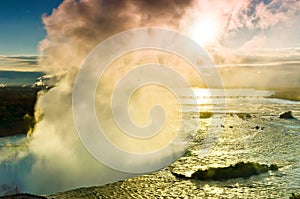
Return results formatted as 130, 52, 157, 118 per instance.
48, 93, 300, 199
1, 90, 300, 198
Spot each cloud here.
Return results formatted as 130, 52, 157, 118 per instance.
212, 47, 300, 88
218, 62, 300, 89
209, 46, 300, 64
39, 0, 300, 70
0, 55, 43, 72
39, 0, 195, 73
240, 35, 266, 50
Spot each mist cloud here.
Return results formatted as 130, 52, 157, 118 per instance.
2, 0, 297, 195
39, 0, 195, 73
35, 2, 300, 189
39, 0, 300, 70
14, 0, 200, 194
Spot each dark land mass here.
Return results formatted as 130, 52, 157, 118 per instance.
171, 162, 278, 180
0, 193, 46, 199
269, 89, 300, 101
0, 87, 41, 137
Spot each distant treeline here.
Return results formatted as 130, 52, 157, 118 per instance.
269, 89, 300, 101
0, 87, 41, 137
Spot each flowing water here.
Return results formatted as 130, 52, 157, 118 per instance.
1, 89, 299, 198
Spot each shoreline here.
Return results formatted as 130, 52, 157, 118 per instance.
0, 87, 299, 138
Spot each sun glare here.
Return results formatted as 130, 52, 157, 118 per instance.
189, 18, 219, 46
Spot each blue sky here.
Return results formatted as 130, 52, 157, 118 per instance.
0, 0, 63, 55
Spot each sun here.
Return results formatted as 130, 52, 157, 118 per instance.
189, 17, 219, 46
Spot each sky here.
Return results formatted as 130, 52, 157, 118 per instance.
0, 0, 299, 88
0, 0, 298, 56
0, 0, 63, 55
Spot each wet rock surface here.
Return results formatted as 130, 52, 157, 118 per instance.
290, 193, 300, 199
199, 112, 213, 119
279, 111, 296, 119
172, 162, 278, 180
236, 113, 252, 120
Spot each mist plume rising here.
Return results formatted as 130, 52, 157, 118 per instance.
0, 0, 299, 195
18, 0, 197, 194
39, 0, 195, 73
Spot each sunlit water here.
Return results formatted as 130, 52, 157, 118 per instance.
1, 89, 299, 198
